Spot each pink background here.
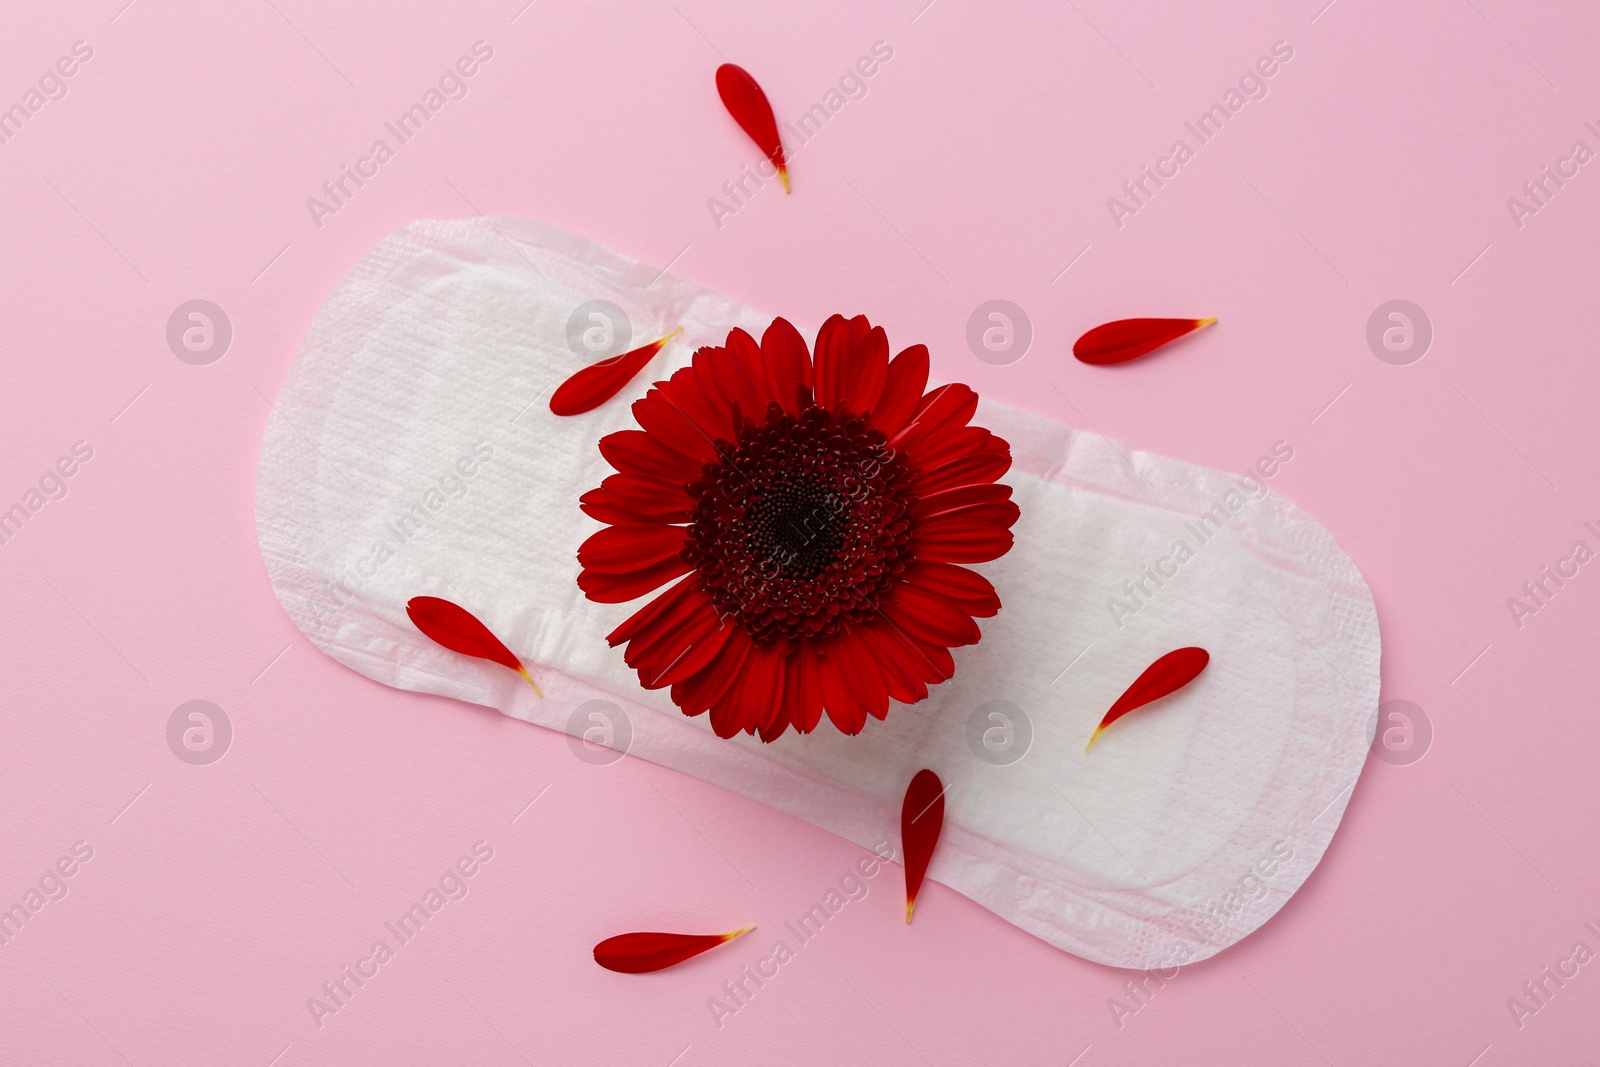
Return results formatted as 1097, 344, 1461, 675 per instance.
1, 0, 1596, 1062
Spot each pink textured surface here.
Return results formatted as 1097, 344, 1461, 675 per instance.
0, 0, 1595, 1063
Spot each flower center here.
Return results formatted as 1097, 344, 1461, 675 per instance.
682, 401, 917, 644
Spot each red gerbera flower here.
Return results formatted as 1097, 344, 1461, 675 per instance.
576, 314, 1017, 741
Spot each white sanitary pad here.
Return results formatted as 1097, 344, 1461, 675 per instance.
255, 217, 1380, 969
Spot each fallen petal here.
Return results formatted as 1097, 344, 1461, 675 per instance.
593, 927, 754, 973
716, 64, 789, 193
406, 596, 542, 696
1085, 647, 1209, 752
550, 328, 681, 416
901, 768, 946, 923
1073, 317, 1216, 365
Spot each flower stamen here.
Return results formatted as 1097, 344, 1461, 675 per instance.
682, 402, 916, 643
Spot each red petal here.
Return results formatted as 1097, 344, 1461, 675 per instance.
759, 317, 812, 412
891, 384, 980, 458
632, 389, 718, 465
820, 320, 888, 414
868, 344, 929, 437
783, 641, 826, 733
695, 344, 765, 429
707, 687, 755, 739
818, 642, 870, 735
901, 560, 1000, 618
904, 633, 955, 683
599, 429, 700, 482
620, 591, 723, 668
811, 314, 863, 410
834, 634, 890, 721
910, 514, 1015, 564
577, 525, 691, 603
1086, 647, 1210, 751
708, 691, 743, 738
867, 614, 954, 686
577, 524, 687, 574
901, 769, 945, 922
882, 583, 982, 647
406, 596, 541, 694
722, 328, 781, 408
914, 482, 1014, 520
922, 501, 1020, 531
1073, 317, 1216, 366
641, 622, 734, 688
915, 447, 1013, 496
578, 499, 681, 528
716, 64, 789, 192
626, 595, 732, 688
725, 640, 785, 735
607, 574, 704, 646
577, 556, 692, 603
406, 596, 518, 670
906, 426, 1000, 473
673, 627, 753, 719
579, 474, 691, 525
659, 360, 737, 443
550, 330, 680, 416
857, 623, 929, 705
852, 325, 891, 413
594, 927, 753, 973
